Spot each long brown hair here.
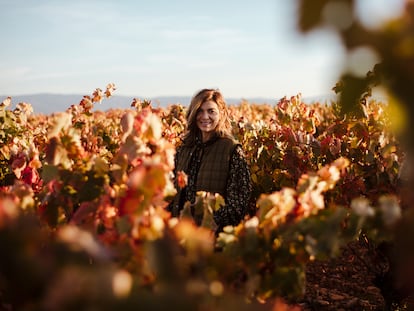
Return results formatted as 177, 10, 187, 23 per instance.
182, 88, 233, 146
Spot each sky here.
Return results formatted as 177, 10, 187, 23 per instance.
0, 0, 406, 101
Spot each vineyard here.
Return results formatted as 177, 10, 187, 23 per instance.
0, 84, 413, 310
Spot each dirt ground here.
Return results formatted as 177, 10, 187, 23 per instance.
1, 236, 413, 311
298, 238, 414, 311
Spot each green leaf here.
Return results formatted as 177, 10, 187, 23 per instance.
41, 164, 59, 183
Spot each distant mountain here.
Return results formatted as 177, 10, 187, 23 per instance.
0, 93, 337, 115
1, 93, 146, 114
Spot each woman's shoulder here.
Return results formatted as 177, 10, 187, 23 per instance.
215, 136, 243, 156
176, 143, 191, 154
217, 135, 239, 146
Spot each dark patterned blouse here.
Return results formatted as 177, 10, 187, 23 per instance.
216, 145, 252, 228
180, 140, 252, 230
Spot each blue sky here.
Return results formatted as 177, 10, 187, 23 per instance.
0, 0, 405, 100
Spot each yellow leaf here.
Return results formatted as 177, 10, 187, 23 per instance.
385, 95, 408, 135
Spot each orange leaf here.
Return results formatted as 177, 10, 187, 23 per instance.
177, 170, 188, 189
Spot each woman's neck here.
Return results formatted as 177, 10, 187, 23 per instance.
197, 132, 218, 144
201, 132, 212, 143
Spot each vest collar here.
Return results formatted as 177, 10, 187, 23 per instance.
195, 133, 219, 148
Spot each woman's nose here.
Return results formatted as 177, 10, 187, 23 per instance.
200, 111, 209, 118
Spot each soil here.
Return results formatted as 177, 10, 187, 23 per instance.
1, 235, 413, 311
298, 238, 414, 311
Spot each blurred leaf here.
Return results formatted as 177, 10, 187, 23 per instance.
384, 95, 408, 135
41, 164, 59, 183
297, 0, 328, 32
335, 74, 369, 117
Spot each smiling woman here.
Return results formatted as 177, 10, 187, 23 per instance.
196, 100, 220, 142
167, 88, 252, 233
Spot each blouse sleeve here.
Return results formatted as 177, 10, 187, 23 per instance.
213, 145, 252, 229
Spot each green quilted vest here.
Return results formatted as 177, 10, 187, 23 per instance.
170, 137, 238, 215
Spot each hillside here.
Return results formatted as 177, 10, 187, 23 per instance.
0, 93, 337, 114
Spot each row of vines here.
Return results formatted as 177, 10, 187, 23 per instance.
0, 84, 411, 310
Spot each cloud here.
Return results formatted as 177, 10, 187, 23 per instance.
161, 28, 240, 40
0, 66, 32, 78
147, 53, 228, 68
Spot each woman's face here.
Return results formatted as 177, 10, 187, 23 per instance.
196, 100, 220, 141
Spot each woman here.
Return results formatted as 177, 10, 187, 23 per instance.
168, 88, 251, 232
